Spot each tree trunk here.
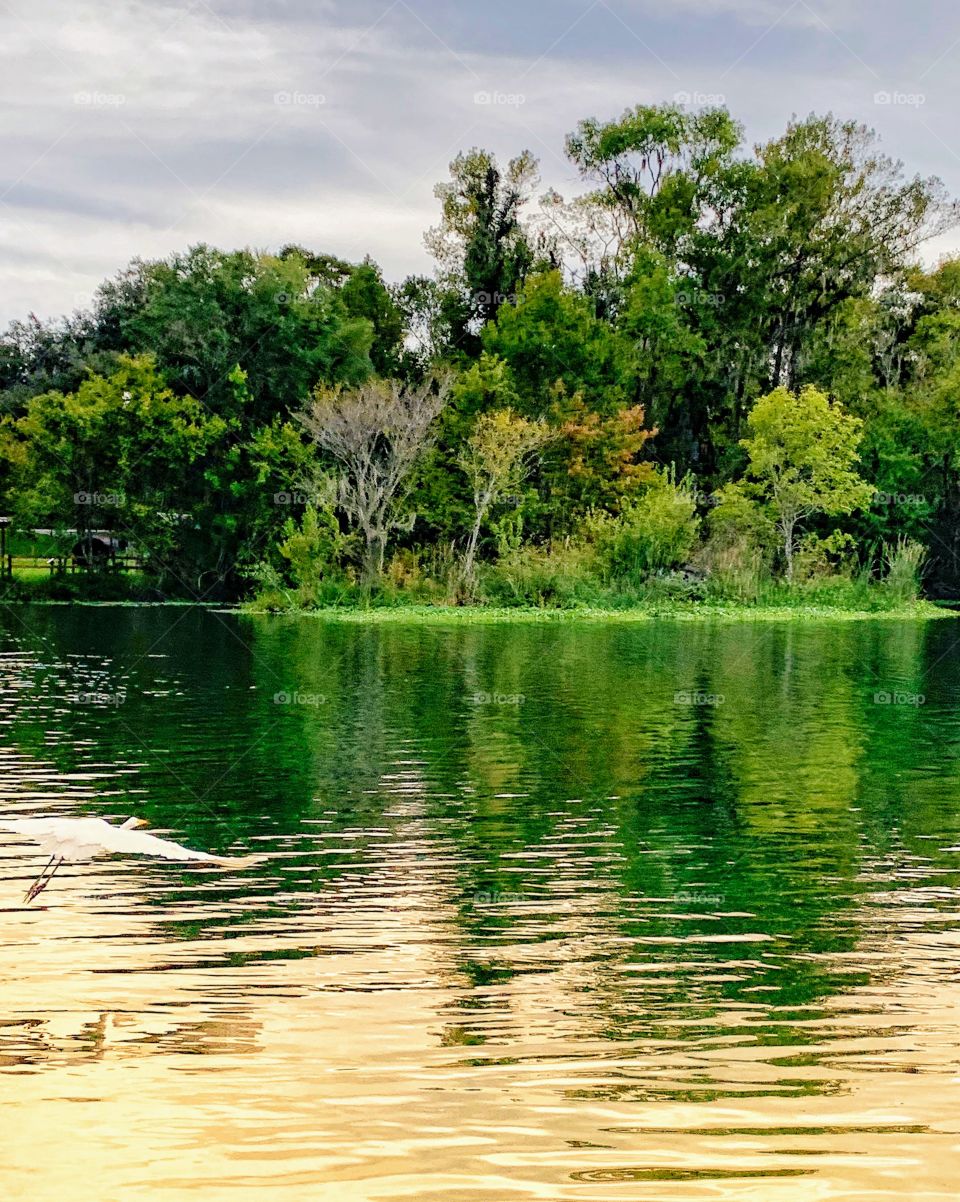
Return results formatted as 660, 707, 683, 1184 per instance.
782, 517, 796, 581
462, 488, 494, 581
363, 532, 386, 584
772, 321, 787, 388
463, 513, 484, 580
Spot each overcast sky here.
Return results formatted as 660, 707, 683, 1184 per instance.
3, 0, 960, 324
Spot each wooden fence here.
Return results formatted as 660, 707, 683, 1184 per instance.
6, 554, 146, 577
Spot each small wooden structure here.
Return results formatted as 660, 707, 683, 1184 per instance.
1, 525, 145, 577
71, 534, 129, 569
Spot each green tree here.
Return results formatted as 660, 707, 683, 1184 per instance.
481, 272, 655, 529
0, 313, 111, 418
742, 115, 953, 391
482, 271, 633, 417
427, 149, 542, 342
115, 245, 374, 423
565, 103, 742, 253
679, 115, 956, 468
614, 247, 705, 462
0, 355, 228, 583
739, 385, 873, 579
340, 259, 405, 377
458, 408, 552, 578
394, 274, 467, 370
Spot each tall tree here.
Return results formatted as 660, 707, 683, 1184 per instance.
0, 355, 229, 586
116, 245, 375, 423
744, 115, 956, 391
480, 272, 655, 528
0, 312, 111, 417
426, 149, 542, 344
565, 103, 742, 255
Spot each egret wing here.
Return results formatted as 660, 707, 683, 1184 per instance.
0, 818, 64, 847
1, 817, 254, 865
0, 818, 56, 837
97, 825, 240, 863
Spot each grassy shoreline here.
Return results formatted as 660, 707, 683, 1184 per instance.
1, 586, 953, 622
236, 599, 956, 624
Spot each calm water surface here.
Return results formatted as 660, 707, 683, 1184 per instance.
1, 607, 960, 1201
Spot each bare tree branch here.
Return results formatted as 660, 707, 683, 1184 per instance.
299, 375, 451, 580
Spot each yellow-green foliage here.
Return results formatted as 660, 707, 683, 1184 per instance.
739, 385, 874, 578
883, 536, 926, 603
589, 472, 700, 580
278, 503, 353, 596
794, 530, 859, 582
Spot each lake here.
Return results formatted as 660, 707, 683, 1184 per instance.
1, 607, 959, 1201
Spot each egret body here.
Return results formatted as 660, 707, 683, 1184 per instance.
0, 815, 251, 903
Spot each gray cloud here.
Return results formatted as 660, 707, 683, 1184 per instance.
2, 0, 960, 323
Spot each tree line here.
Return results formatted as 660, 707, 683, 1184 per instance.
1, 102, 958, 607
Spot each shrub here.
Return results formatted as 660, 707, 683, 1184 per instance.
793, 530, 859, 583
699, 539, 767, 603
279, 505, 348, 586
380, 544, 460, 605
699, 482, 775, 602
883, 536, 926, 603
590, 472, 700, 582
705, 483, 775, 549
479, 540, 597, 608
249, 501, 355, 610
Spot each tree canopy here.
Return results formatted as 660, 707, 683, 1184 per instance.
1, 99, 958, 605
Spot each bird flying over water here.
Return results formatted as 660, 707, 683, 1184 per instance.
0, 815, 252, 903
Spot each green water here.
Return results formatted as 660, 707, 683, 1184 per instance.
1, 608, 959, 1200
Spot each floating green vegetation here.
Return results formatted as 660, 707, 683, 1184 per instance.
240, 599, 955, 624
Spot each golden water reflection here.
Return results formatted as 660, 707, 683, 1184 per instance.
1, 610, 959, 1200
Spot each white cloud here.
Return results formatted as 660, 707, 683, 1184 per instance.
0, 0, 959, 323
616, 0, 857, 28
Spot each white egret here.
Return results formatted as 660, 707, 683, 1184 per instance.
0, 816, 253, 903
